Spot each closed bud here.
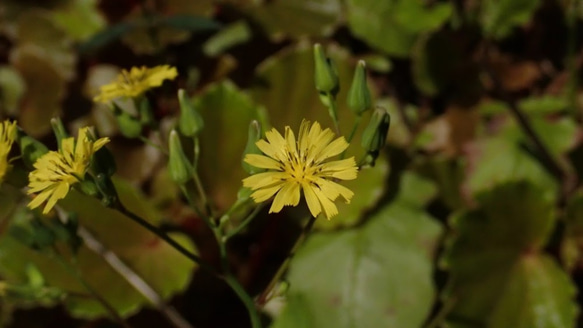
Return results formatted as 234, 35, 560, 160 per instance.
361, 107, 390, 156
242, 120, 262, 174
77, 179, 99, 197
18, 132, 48, 169
50, 118, 68, 150
347, 60, 372, 115
91, 146, 116, 177
168, 130, 193, 185
112, 103, 142, 138
138, 97, 155, 127
178, 89, 204, 137
313, 44, 339, 95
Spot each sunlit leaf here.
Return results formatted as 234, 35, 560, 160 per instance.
0, 179, 196, 318
442, 181, 577, 328
346, 0, 453, 57
273, 196, 442, 328
244, 0, 341, 40
481, 0, 541, 39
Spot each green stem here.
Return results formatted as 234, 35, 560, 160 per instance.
224, 274, 262, 328
566, 0, 579, 119
326, 94, 341, 135
51, 249, 131, 328
180, 187, 262, 328
256, 216, 316, 305
114, 200, 216, 274
139, 136, 168, 155
180, 185, 214, 229
191, 168, 212, 217
225, 204, 265, 240
340, 115, 362, 160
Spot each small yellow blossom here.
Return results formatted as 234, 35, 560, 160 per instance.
243, 120, 358, 220
0, 120, 17, 183
93, 65, 178, 103
27, 127, 110, 214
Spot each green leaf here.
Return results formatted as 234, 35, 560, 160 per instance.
561, 191, 583, 272
0, 66, 25, 116
346, 0, 453, 57
196, 81, 262, 210
465, 137, 557, 197
442, 181, 577, 328
0, 179, 196, 318
202, 20, 252, 57
245, 0, 341, 39
51, 0, 106, 41
481, 0, 541, 39
273, 198, 442, 328
412, 32, 460, 96
518, 95, 569, 115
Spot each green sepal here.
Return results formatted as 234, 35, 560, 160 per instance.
178, 89, 204, 137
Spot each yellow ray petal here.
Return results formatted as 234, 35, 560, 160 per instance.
302, 182, 321, 218
269, 182, 301, 213
244, 154, 282, 170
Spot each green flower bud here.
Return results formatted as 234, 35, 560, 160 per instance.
91, 146, 117, 177
168, 130, 193, 185
94, 173, 118, 207
361, 107, 390, 156
17, 132, 48, 169
347, 60, 372, 116
313, 44, 339, 95
50, 118, 68, 150
138, 97, 155, 127
242, 120, 262, 174
77, 179, 99, 197
112, 103, 142, 138
178, 89, 204, 137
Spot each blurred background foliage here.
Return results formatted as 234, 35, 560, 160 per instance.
0, 0, 582, 327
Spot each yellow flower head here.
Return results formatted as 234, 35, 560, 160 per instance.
243, 120, 358, 220
93, 65, 178, 103
0, 120, 17, 183
27, 127, 110, 214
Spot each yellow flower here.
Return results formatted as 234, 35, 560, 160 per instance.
93, 65, 178, 103
0, 120, 17, 183
243, 120, 358, 220
27, 127, 110, 214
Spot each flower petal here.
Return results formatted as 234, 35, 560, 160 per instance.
315, 137, 349, 163
302, 182, 321, 218
250, 183, 285, 202
312, 186, 339, 220
243, 171, 287, 190
244, 154, 282, 170
270, 182, 300, 213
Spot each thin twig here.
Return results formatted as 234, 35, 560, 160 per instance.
50, 248, 132, 328
256, 215, 317, 306
113, 200, 217, 274
78, 226, 195, 328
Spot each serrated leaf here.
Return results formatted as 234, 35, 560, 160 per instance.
0, 179, 196, 318
273, 198, 442, 328
442, 181, 577, 328
346, 0, 453, 57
